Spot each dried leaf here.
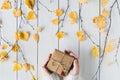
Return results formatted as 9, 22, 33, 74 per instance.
1, 44, 8, 50
31, 75, 39, 80
51, 18, 60, 25
0, 51, 9, 62
102, 9, 109, 17
55, 9, 63, 16
108, 61, 114, 66
25, 0, 34, 9
30, 65, 34, 71
14, 31, 30, 41
27, 11, 36, 20
105, 44, 115, 54
69, 11, 78, 24
69, 11, 77, 20
36, 27, 42, 32
99, 28, 106, 34
76, 30, 85, 41
102, 0, 109, 7
78, 0, 88, 4
1, 0, 12, 10
56, 32, 65, 39
91, 46, 99, 58
93, 15, 107, 28
12, 44, 20, 52
13, 63, 22, 71
33, 33, 39, 43
22, 63, 30, 72
13, 9, 22, 17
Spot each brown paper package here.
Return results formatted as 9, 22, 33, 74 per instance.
46, 49, 74, 77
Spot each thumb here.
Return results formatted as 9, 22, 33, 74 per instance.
72, 59, 80, 72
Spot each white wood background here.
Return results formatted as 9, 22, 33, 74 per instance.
0, 0, 120, 80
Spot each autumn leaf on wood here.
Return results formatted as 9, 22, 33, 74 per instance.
108, 61, 114, 66
27, 11, 36, 20
25, 0, 34, 10
69, 11, 78, 24
76, 30, 85, 41
33, 33, 39, 43
31, 75, 39, 80
91, 45, 99, 58
22, 63, 30, 72
102, 9, 109, 17
1, 44, 8, 50
51, 18, 60, 25
78, 0, 88, 4
13, 63, 22, 71
13, 9, 22, 17
12, 44, 20, 52
0, 51, 9, 62
15, 31, 30, 41
36, 27, 42, 32
93, 15, 107, 28
102, 0, 109, 7
55, 9, 63, 17
105, 39, 116, 54
1, 0, 12, 10
56, 32, 65, 39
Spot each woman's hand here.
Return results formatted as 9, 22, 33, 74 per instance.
42, 54, 52, 76
65, 50, 80, 76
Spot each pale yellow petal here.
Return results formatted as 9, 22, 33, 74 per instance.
27, 11, 36, 20
25, 0, 34, 9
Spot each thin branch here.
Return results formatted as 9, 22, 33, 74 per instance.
116, 0, 120, 16
0, 37, 12, 46
78, 3, 99, 46
92, 0, 117, 79
38, 1, 54, 12
58, 0, 70, 31
114, 37, 120, 67
21, 14, 36, 30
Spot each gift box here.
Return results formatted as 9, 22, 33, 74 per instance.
46, 49, 74, 77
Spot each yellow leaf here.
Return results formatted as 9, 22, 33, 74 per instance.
51, 18, 60, 25
56, 32, 65, 39
0, 51, 9, 62
36, 27, 42, 32
105, 44, 115, 54
1, 0, 12, 10
13, 9, 22, 17
76, 30, 85, 41
108, 61, 114, 66
99, 28, 106, 34
55, 9, 63, 16
102, 9, 109, 17
102, 0, 109, 7
22, 63, 30, 72
105, 39, 115, 54
27, 11, 36, 20
69, 11, 78, 20
13, 63, 22, 71
25, 0, 34, 9
31, 75, 39, 80
70, 19, 77, 24
93, 15, 107, 28
30, 65, 34, 71
69, 11, 78, 24
14, 31, 30, 41
91, 46, 99, 58
78, 0, 88, 4
33, 33, 39, 43
12, 44, 20, 52
1, 44, 8, 50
